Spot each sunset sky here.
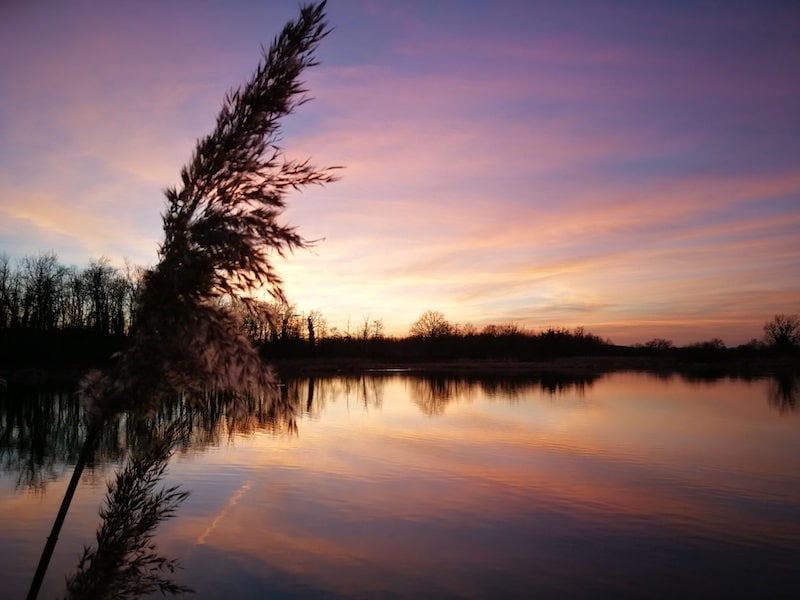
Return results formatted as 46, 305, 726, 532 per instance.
1, 0, 798, 345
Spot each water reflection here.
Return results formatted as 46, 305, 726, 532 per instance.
299, 375, 385, 414
405, 371, 598, 415
2, 371, 797, 492
289, 371, 600, 419
768, 373, 799, 414
1, 383, 302, 598
0, 387, 124, 490
166, 372, 800, 599
1, 371, 799, 598
0, 385, 303, 491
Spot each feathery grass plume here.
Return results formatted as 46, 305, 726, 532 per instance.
80, 0, 337, 417
62, 421, 192, 599
29, 5, 335, 598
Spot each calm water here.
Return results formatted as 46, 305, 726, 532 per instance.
1, 371, 798, 598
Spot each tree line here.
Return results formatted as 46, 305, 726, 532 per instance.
1, 252, 798, 368
255, 307, 799, 362
0, 252, 143, 368
0, 252, 139, 335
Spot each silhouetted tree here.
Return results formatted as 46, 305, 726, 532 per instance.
84, 258, 116, 335
307, 315, 316, 348
644, 338, 674, 351
735, 338, 764, 357
682, 338, 728, 363
307, 309, 327, 340
20, 252, 65, 332
455, 321, 477, 336
763, 314, 800, 353
62, 266, 87, 330
372, 318, 385, 340
410, 310, 452, 339
0, 254, 16, 329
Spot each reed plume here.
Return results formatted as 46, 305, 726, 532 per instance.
62, 422, 192, 599
28, 4, 335, 598
80, 0, 337, 417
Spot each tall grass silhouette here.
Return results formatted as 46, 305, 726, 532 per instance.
28, 2, 336, 597
83, 0, 337, 417
62, 422, 192, 599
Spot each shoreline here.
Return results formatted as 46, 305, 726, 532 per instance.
2, 355, 798, 387
271, 355, 799, 379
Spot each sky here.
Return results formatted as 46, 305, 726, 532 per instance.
1, 0, 798, 346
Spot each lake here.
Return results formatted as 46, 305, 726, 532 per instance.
1, 370, 799, 598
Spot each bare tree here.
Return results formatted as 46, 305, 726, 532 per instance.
371, 318, 385, 340
84, 258, 115, 334
410, 310, 452, 339
278, 303, 301, 343
20, 252, 66, 332
306, 315, 316, 348
122, 259, 146, 334
307, 309, 327, 343
61, 266, 87, 330
643, 338, 674, 351
763, 314, 800, 352
455, 322, 477, 336
0, 254, 14, 329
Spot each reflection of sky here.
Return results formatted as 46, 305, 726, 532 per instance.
152, 373, 800, 597
0, 373, 798, 596
1, 2, 799, 344
0, 475, 113, 598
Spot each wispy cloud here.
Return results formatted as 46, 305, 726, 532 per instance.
0, 1, 798, 344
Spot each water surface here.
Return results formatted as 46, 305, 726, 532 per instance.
1, 371, 798, 598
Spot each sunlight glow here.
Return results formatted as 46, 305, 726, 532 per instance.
1, 1, 798, 345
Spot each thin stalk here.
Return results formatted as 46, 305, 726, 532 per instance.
27, 416, 103, 600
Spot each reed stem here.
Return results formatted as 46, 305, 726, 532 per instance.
27, 416, 102, 600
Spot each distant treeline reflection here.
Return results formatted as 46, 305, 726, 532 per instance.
768, 373, 799, 414
2, 372, 797, 489
0, 385, 298, 490
293, 371, 600, 417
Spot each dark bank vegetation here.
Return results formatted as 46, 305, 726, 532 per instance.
1, 253, 798, 376
0, 253, 135, 369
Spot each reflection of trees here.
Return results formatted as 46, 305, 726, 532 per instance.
767, 374, 799, 414
133, 389, 300, 447
287, 375, 385, 417
402, 372, 599, 417
0, 385, 301, 491
268, 373, 600, 418
407, 377, 477, 416
0, 386, 124, 489
675, 371, 799, 416
2, 386, 299, 595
